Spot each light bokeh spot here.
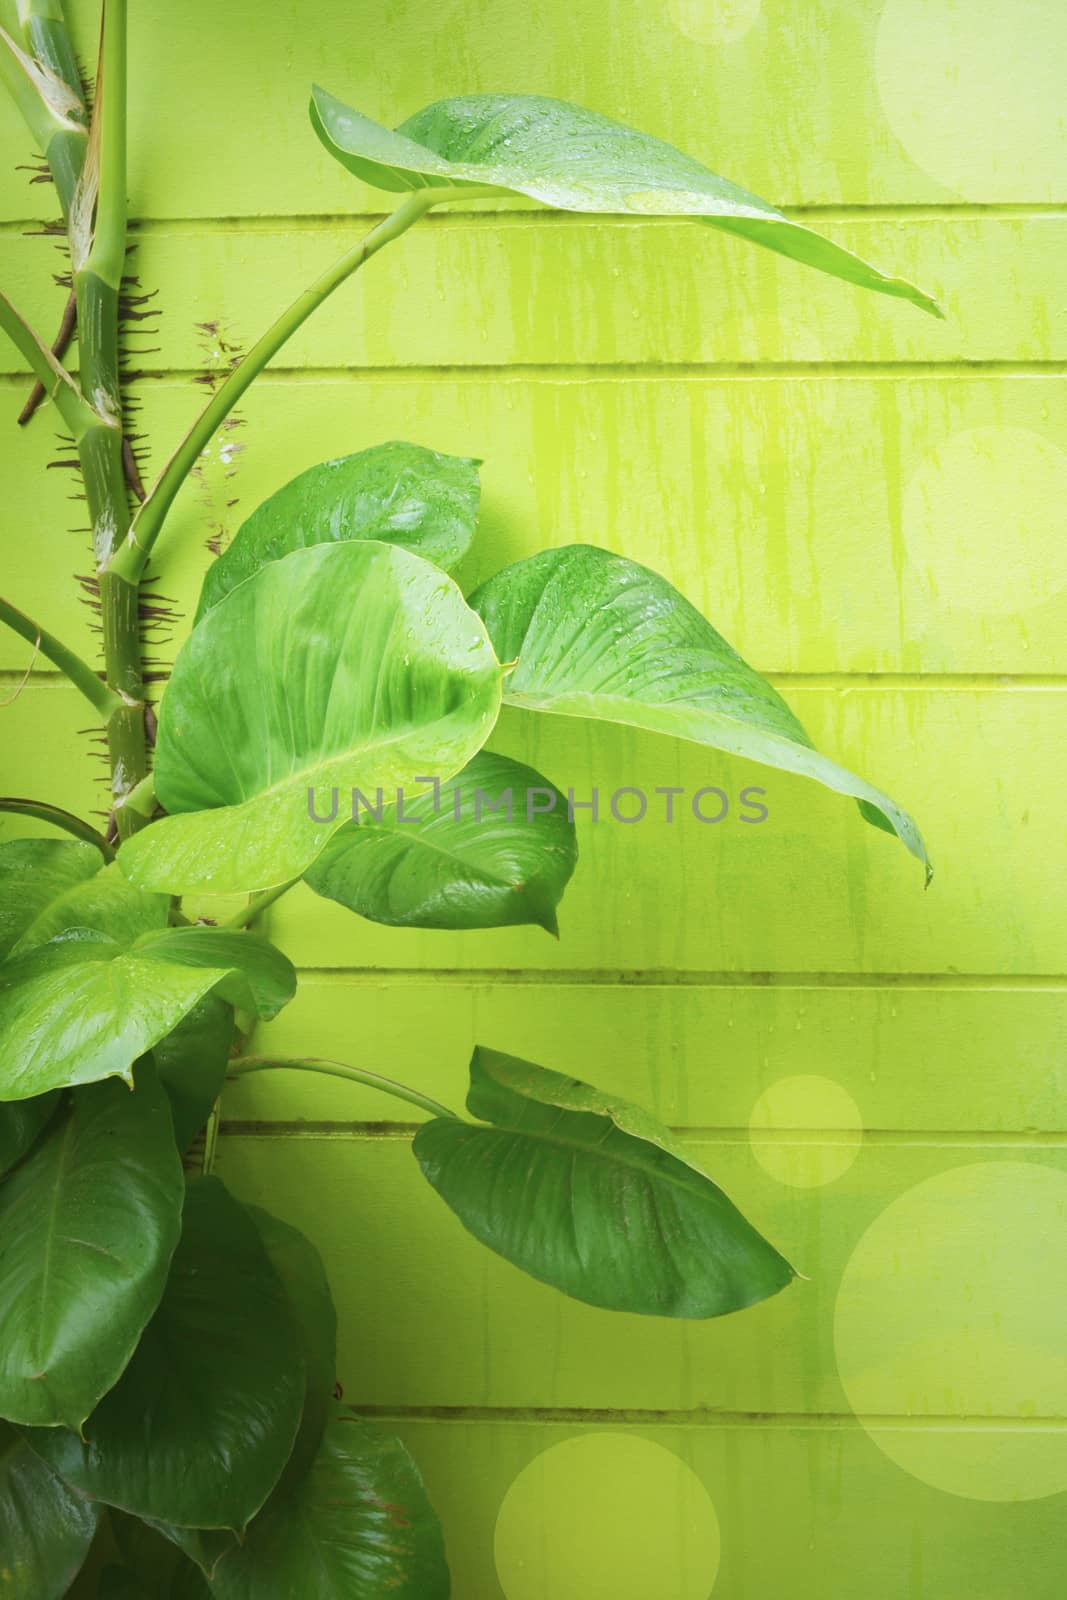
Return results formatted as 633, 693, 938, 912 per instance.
669, 0, 762, 46
902, 427, 1067, 616
750, 1074, 863, 1188
876, 0, 1067, 199
494, 1433, 721, 1599
834, 1162, 1067, 1501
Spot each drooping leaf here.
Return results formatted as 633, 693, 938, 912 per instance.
305, 749, 577, 934
415, 1047, 794, 1317
109, 1516, 213, 1600
0, 838, 102, 959
0, 1091, 59, 1178
207, 1411, 450, 1600
311, 88, 941, 316
0, 918, 295, 1099
26, 1177, 305, 1533
119, 541, 502, 896
469, 544, 928, 875
153, 996, 234, 1153
0, 1062, 183, 1429
0, 1421, 99, 1600
195, 441, 480, 621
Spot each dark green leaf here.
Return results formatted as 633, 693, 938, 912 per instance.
27, 1177, 305, 1532
0, 1421, 99, 1599
0, 839, 102, 959
119, 542, 502, 896
153, 996, 234, 1153
0, 917, 294, 1099
0, 1091, 59, 1178
311, 88, 940, 316
207, 1411, 450, 1600
0, 1062, 183, 1429
415, 1047, 794, 1317
110, 1515, 213, 1599
195, 441, 480, 621
469, 544, 928, 876
97, 1569, 151, 1600
305, 750, 577, 934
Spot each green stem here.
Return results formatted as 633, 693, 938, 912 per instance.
0, 19, 86, 216
0, 797, 114, 858
17, 1, 86, 103
223, 878, 301, 929
109, 188, 447, 584
0, 593, 121, 717
228, 1056, 460, 1123
0, 288, 99, 437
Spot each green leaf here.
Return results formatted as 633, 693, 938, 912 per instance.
469, 544, 929, 876
0, 1421, 99, 1600
110, 1516, 213, 1600
118, 541, 503, 896
98, 1569, 152, 1600
311, 88, 941, 316
207, 1411, 450, 1600
0, 1062, 183, 1429
0, 838, 117, 960
153, 996, 234, 1153
0, 1092, 59, 1178
195, 441, 480, 621
415, 1047, 794, 1317
26, 1177, 305, 1533
305, 749, 577, 935
0, 917, 295, 1099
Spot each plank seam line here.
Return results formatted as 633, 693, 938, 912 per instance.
286, 971, 1067, 991
218, 1123, 1067, 1145
345, 1404, 1067, 1432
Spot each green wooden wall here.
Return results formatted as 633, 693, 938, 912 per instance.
2, 1, 1065, 1593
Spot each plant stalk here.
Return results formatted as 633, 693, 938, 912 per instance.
0, 797, 114, 857
0, 593, 121, 717
228, 1056, 460, 1123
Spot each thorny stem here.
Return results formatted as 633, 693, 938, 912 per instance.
18, 288, 77, 425
0, 287, 99, 437
0, 593, 121, 718
228, 1056, 461, 1123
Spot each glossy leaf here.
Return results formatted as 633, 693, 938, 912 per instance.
119, 541, 502, 896
0, 1091, 58, 1178
153, 995, 234, 1153
0, 1421, 99, 1600
207, 1412, 450, 1600
415, 1047, 794, 1317
311, 88, 940, 316
305, 749, 577, 934
0, 838, 102, 959
27, 1177, 305, 1532
195, 441, 480, 620
0, 916, 295, 1099
470, 544, 929, 875
0, 1062, 183, 1429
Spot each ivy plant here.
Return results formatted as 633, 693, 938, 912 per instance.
0, 3, 934, 1593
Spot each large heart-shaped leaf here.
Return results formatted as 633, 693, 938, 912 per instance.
0, 1062, 183, 1429
0, 1422, 99, 1599
469, 544, 928, 875
153, 996, 234, 1153
195, 441, 480, 622
415, 1047, 793, 1317
207, 1412, 450, 1600
119, 541, 502, 896
311, 88, 940, 316
27, 1177, 305, 1533
305, 749, 577, 934
0, 839, 102, 960
0, 1092, 58, 1178
0, 915, 295, 1099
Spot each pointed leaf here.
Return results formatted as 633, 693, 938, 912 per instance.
0, 908, 294, 1099
311, 88, 940, 315
26, 1177, 306, 1533
0, 839, 102, 960
469, 544, 928, 875
415, 1047, 794, 1317
0, 1062, 183, 1429
305, 749, 577, 934
208, 1411, 450, 1600
119, 541, 502, 896
153, 996, 234, 1153
195, 441, 480, 621
0, 1422, 99, 1600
